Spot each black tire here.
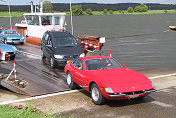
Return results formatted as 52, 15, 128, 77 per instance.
20, 42, 24, 45
41, 50, 46, 59
50, 57, 55, 68
91, 83, 105, 105
67, 71, 76, 89
4, 39, 7, 44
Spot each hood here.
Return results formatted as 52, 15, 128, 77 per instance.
53, 45, 83, 56
86, 68, 152, 92
0, 44, 17, 52
6, 34, 23, 39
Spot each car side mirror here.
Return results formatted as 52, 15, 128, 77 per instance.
123, 64, 126, 68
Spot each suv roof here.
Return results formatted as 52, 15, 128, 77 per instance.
47, 31, 73, 38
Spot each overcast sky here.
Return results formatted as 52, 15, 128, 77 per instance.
0, 0, 176, 5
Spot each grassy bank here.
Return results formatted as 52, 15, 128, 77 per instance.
0, 12, 26, 17
0, 10, 176, 17
92, 9, 176, 15
0, 104, 68, 118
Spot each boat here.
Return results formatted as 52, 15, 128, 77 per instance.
15, 1, 66, 45
169, 26, 176, 30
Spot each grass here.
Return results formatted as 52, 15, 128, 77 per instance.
0, 102, 71, 118
92, 9, 176, 15
0, 12, 27, 17
0, 10, 176, 17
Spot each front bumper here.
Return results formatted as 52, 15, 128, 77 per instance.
101, 89, 157, 100
108, 89, 157, 98
7, 39, 24, 44
54, 58, 75, 67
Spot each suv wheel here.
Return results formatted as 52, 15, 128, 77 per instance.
50, 57, 55, 68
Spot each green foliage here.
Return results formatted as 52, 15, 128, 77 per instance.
0, 103, 68, 118
19, 9, 23, 12
43, 1, 53, 12
134, 4, 148, 12
127, 7, 134, 13
86, 8, 93, 15
103, 9, 108, 14
164, 10, 168, 13
72, 5, 84, 16
109, 10, 113, 14
59, 9, 65, 12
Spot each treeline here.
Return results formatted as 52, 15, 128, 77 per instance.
0, 3, 176, 12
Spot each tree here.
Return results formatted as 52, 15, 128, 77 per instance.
43, 1, 53, 12
72, 5, 84, 16
109, 10, 113, 14
19, 9, 23, 12
86, 8, 93, 15
127, 7, 134, 13
134, 4, 148, 12
103, 9, 108, 14
134, 6, 142, 12
140, 4, 148, 12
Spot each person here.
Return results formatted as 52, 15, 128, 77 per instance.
42, 18, 50, 25
78, 62, 83, 70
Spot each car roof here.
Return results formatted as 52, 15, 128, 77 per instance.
48, 31, 73, 37
79, 56, 112, 61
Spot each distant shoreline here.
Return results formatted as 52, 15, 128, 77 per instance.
0, 10, 176, 17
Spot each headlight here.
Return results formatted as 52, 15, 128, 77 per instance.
101, 87, 114, 93
79, 53, 85, 57
7, 37, 11, 40
54, 55, 63, 59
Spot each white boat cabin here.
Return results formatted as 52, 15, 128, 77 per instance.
15, 12, 66, 39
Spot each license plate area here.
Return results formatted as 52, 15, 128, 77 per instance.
128, 95, 139, 99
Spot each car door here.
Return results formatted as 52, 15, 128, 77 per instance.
43, 33, 52, 59
73, 59, 89, 88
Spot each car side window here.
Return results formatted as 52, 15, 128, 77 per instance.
71, 59, 77, 67
47, 36, 52, 46
75, 59, 84, 71
44, 34, 49, 44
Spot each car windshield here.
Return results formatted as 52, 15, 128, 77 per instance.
4, 31, 17, 35
52, 36, 78, 47
85, 58, 122, 70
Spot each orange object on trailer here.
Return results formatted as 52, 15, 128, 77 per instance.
77, 35, 105, 55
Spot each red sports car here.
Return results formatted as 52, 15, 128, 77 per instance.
64, 56, 156, 105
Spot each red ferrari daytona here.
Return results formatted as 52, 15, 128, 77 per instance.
64, 56, 156, 105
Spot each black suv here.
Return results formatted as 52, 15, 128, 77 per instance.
41, 31, 84, 68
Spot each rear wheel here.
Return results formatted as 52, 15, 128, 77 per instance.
50, 57, 55, 68
67, 71, 76, 89
91, 83, 105, 105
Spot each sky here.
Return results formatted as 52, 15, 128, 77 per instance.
0, 0, 176, 5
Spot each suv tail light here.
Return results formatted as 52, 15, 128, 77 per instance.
5, 53, 9, 61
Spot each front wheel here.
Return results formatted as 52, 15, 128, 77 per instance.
4, 39, 7, 44
67, 72, 76, 89
91, 83, 105, 105
20, 42, 24, 45
50, 57, 55, 68
41, 50, 46, 59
